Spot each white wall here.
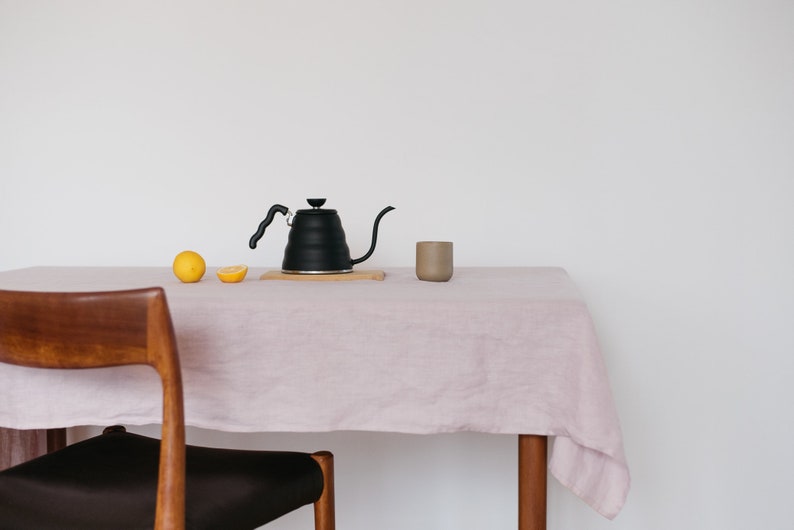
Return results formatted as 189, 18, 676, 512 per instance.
2, 1, 793, 528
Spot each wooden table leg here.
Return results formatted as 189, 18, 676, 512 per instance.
46, 428, 67, 452
518, 434, 547, 530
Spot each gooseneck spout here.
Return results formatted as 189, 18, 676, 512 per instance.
249, 204, 290, 249
351, 206, 396, 265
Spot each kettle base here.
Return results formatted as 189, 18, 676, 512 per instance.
281, 268, 354, 275
260, 270, 385, 282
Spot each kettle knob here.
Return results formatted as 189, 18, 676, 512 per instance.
307, 198, 326, 208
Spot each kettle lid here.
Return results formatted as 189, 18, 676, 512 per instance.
296, 198, 337, 215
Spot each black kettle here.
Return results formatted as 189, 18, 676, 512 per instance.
249, 198, 395, 274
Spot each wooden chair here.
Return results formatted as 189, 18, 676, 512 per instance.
0, 287, 334, 529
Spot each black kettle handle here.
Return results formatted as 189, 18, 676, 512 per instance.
249, 204, 289, 249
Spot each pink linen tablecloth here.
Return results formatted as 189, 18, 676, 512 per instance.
0, 266, 629, 518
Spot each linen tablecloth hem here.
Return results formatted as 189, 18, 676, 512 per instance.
2, 417, 565, 434
0, 418, 569, 435
549, 436, 630, 519
550, 467, 629, 520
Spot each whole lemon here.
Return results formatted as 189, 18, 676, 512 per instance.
173, 250, 206, 283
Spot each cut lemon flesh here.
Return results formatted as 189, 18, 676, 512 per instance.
217, 264, 248, 283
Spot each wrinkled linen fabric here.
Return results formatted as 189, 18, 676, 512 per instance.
0, 266, 629, 518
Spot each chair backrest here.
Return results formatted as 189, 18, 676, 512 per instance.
0, 287, 186, 529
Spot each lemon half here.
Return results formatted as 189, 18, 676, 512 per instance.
173, 250, 206, 283
216, 264, 248, 283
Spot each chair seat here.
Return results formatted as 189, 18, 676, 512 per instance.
0, 429, 324, 530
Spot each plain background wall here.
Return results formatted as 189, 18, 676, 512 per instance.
2, 1, 793, 528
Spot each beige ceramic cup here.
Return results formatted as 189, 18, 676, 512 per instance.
416, 241, 453, 282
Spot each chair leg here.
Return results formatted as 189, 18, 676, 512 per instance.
311, 451, 335, 530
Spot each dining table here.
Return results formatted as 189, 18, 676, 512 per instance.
0, 266, 630, 528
